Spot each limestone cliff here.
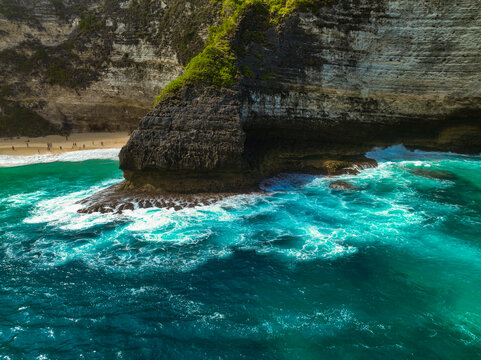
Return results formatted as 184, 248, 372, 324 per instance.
119, 0, 481, 192
0, 0, 217, 136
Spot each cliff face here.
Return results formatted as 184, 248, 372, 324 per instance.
120, 87, 257, 192
0, 0, 217, 135
120, 0, 481, 192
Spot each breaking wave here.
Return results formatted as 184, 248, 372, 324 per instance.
0, 148, 121, 167
0, 145, 476, 273
1, 145, 481, 358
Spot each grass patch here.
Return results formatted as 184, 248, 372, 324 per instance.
46, 63, 69, 85
242, 65, 255, 78
261, 71, 276, 80
156, 44, 238, 103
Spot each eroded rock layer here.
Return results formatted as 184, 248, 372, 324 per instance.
120, 0, 481, 192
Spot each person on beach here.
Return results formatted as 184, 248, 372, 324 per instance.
11, 145, 14, 151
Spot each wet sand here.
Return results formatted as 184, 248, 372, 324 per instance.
0, 132, 129, 155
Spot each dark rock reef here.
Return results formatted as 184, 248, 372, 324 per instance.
119, 0, 481, 193
77, 183, 234, 214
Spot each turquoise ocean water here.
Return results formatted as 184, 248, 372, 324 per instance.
0, 146, 480, 359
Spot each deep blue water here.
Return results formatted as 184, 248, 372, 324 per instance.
0, 146, 480, 359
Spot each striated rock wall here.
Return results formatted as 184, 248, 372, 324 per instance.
0, 0, 217, 135
242, 0, 481, 138
120, 0, 481, 192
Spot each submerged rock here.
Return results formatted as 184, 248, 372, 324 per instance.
409, 168, 457, 181
329, 181, 354, 190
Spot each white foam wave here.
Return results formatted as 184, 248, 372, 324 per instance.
0, 148, 120, 167
24, 179, 120, 230
19, 183, 359, 270
1, 191, 46, 206
18, 150, 473, 271
366, 144, 478, 162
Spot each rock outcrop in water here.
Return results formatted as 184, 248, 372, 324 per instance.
119, 0, 481, 192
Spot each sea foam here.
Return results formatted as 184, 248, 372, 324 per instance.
365, 144, 479, 162
0, 148, 121, 167
2, 144, 481, 356
7, 143, 481, 271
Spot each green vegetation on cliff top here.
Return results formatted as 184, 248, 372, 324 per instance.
154, 0, 320, 104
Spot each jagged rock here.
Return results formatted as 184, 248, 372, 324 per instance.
409, 168, 456, 181
76, 182, 256, 214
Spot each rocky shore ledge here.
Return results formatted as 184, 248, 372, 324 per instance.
77, 183, 242, 214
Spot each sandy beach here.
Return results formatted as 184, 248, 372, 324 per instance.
0, 132, 129, 156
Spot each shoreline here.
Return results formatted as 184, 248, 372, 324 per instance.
0, 148, 123, 167
0, 132, 129, 156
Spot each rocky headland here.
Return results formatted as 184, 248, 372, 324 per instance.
119, 0, 481, 194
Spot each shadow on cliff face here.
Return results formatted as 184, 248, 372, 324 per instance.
234, 0, 389, 88
235, 0, 481, 166
241, 106, 481, 178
